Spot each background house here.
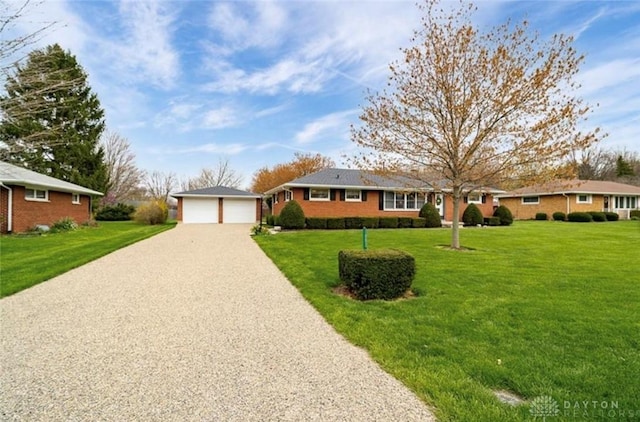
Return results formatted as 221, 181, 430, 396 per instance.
172, 186, 261, 224
497, 180, 640, 219
265, 168, 503, 221
0, 161, 103, 233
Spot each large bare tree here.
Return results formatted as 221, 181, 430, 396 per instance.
101, 130, 145, 204
180, 158, 243, 190
145, 170, 177, 203
351, 0, 601, 248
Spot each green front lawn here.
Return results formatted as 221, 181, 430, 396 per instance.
255, 221, 640, 421
0, 221, 176, 298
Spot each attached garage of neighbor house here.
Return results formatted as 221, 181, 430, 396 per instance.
172, 186, 261, 224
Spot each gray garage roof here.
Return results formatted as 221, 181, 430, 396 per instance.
172, 186, 261, 198
0, 161, 103, 196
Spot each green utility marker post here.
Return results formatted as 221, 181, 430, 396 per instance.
362, 227, 368, 250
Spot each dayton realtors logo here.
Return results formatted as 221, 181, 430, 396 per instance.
530, 396, 560, 421
530, 396, 636, 419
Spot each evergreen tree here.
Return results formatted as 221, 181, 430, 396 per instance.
0, 44, 107, 192
616, 155, 635, 178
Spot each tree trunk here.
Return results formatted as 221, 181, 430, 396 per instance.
451, 186, 461, 249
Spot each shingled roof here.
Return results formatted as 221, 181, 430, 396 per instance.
264, 168, 504, 194
172, 186, 260, 198
498, 179, 640, 197
0, 161, 103, 196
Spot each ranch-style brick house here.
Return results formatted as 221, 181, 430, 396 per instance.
497, 179, 640, 220
0, 161, 103, 233
265, 168, 504, 221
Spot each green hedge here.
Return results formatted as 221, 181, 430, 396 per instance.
362, 217, 379, 229
535, 212, 548, 221
398, 217, 413, 228
588, 211, 606, 222
345, 217, 364, 229
552, 212, 566, 221
338, 249, 415, 300
306, 217, 327, 229
95, 203, 135, 221
567, 212, 593, 222
412, 218, 427, 228
327, 218, 346, 230
630, 210, 640, 219
604, 212, 619, 221
484, 217, 501, 226
379, 217, 399, 228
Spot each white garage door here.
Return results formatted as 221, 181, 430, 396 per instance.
183, 198, 219, 224
223, 198, 256, 223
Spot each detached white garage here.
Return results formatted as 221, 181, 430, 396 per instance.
172, 186, 261, 224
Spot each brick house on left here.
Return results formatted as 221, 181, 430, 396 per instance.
0, 161, 103, 233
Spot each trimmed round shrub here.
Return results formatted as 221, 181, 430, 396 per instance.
95, 203, 135, 221
493, 205, 513, 226
379, 217, 399, 228
326, 218, 346, 230
338, 249, 415, 300
305, 217, 327, 229
535, 212, 548, 221
567, 212, 593, 222
604, 212, 619, 221
588, 211, 606, 222
462, 203, 483, 226
278, 200, 305, 229
134, 200, 168, 225
419, 202, 442, 228
552, 211, 566, 221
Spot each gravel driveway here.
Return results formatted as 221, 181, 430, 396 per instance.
1, 224, 435, 421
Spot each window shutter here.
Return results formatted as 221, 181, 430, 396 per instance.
304, 188, 309, 200
340, 190, 345, 201
482, 195, 487, 204
379, 192, 384, 210
463, 196, 468, 204
362, 191, 368, 201
330, 189, 336, 201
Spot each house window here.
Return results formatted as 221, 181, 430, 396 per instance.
467, 192, 482, 204
384, 191, 425, 210
576, 194, 592, 204
345, 190, 361, 202
522, 196, 539, 204
25, 188, 48, 201
614, 196, 637, 209
284, 190, 293, 202
310, 188, 330, 201
272, 193, 278, 204
72, 193, 81, 204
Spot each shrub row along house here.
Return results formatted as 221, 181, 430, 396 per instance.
497, 180, 640, 220
0, 161, 102, 233
265, 168, 504, 222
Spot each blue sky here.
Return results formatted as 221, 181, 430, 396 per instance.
6, 0, 640, 189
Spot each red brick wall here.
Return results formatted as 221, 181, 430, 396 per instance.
499, 194, 605, 220
4, 185, 93, 233
0, 186, 9, 233
176, 197, 183, 221
271, 188, 496, 221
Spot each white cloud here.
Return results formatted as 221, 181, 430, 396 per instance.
201, 106, 240, 129
295, 110, 358, 145
111, 0, 180, 88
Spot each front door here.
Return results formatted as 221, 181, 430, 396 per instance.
603, 195, 610, 212
435, 193, 444, 218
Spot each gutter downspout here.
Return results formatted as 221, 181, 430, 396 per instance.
0, 182, 12, 232
562, 193, 569, 215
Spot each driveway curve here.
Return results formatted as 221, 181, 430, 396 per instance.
1, 224, 435, 421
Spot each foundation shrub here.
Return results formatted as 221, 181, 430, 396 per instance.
398, 217, 413, 228
306, 218, 327, 229
493, 205, 513, 226
420, 203, 442, 228
412, 218, 427, 228
345, 217, 364, 229
326, 218, 346, 230
462, 203, 483, 226
552, 212, 566, 221
567, 212, 593, 222
588, 211, 606, 222
278, 200, 305, 229
535, 212, 548, 221
379, 217, 399, 229
604, 212, 619, 221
